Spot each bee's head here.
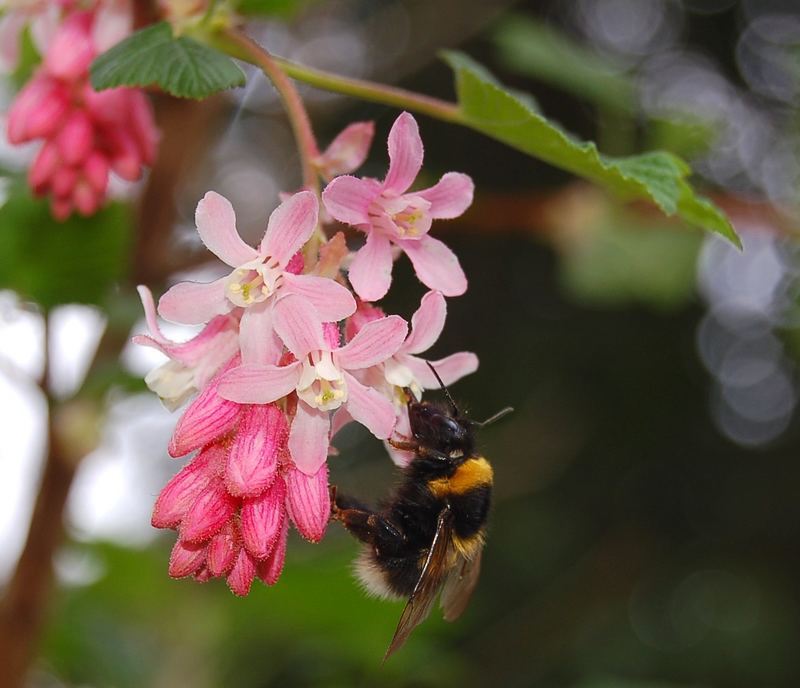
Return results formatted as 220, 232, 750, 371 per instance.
408, 400, 475, 463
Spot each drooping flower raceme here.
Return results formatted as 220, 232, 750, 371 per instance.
5, 1, 157, 219
138, 111, 479, 596
322, 111, 474, 301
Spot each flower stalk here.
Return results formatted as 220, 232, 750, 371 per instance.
220, 30, 320, 195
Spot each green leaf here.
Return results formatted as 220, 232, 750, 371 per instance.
0, 185, 132, 309
441, 51, 739, 247
90, 22, 245, 99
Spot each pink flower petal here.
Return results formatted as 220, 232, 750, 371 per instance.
336, 315, 407, 370
206, 520, 239, 576
280, 273, 356, 323
418, 172, 474, 219
257, 520, 288, 585
321, 175, 379, 227
273, 294, 326, 358
288, 402, 331, 475
92, 0, 134, 53
227, 548, 257, 596
152, 443, 226, 529
403, 351, 479, 388
316, 121, 374, 179
402, 290, 446, 355
136, 285, 168, 346
260, 190, 318, 266
168, 539, 207, 578
225, 404, 287, 498
383, 112, 424, 195
44, 11, 93, 80
285, 463, 330, 542
195, 191, 258, 267
168, 375, 241, 457
7, 76, 69, 144
342, 371, 396, 439
217, 361, 302, 405
348, 231, 393, 302
158, 277, 232, 325
179, 478, 238, 544
241, 477, 286, 559
239, 302, 282, 366
400, 236, 467, 297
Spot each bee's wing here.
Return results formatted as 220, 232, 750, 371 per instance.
384, 505, 454, 661
440, 548, 482, 622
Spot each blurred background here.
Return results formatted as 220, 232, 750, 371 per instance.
2, 0, 800, 685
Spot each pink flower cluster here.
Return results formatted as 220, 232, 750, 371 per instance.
5, 1, 157, 219
137, 113, 477, 594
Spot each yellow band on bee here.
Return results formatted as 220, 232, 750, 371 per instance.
427, 456, 493, 498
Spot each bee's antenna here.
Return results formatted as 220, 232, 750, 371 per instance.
476, 406, 514, 427
425, 361, 459, 416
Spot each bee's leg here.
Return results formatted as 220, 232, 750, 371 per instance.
334, 504, 407, 554
388, 437, 418, 452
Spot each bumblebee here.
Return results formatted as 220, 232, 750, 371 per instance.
332, 367, 511, 659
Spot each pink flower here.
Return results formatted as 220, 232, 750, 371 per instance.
313, 121, 374, 181
322, 111, 474, 301
5, 3, 157, 219
383, 290, 478, 398
217, 293, 407, 474
152, 407, 331, 595
158, 190, 356, 366
343, 291, 479, 465
133, 285, 240, 410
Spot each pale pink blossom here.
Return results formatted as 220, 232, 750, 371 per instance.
322, 111, 473, 301
342, 291, 479, 465
133, 285, 240, 410
218, 293, 407, 474
313, 121, 374, 181
158, 190, 356, 366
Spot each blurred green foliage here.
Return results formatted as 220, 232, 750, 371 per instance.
0, 188, 131, 309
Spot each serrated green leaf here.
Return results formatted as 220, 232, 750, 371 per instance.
90, 22, 245, 99
0, 186, 131, 309
442, 51, 739, 247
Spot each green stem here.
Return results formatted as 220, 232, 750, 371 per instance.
214, 31, 463, 125
221, 30, 320, 193
272, 57, 464, 124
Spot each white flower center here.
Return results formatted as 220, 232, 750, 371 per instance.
370, 194, 432, 239
145, 361, 196, 411
384, 357, 422, 401
224, 257, 282, 308
296, 350, 348, 411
